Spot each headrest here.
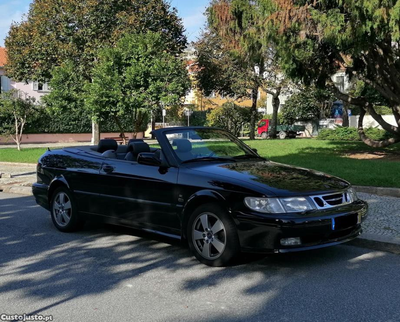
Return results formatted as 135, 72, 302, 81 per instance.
98, 139, 118, 153
128, 142, 150, 155
174, 139, 192, 152
128, 138, 144, 145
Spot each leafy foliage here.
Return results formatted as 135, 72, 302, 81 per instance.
0, 91, 38, 150
207, 102, 255, 136
196, 0, 293, 139
23, 107, 137, 134
258, 0, 400, 147
5, 0, 187, 142
281, 87, 333, 124
318, 127, 393, 142
84, 32, 190, 135
5, 0, 186, 82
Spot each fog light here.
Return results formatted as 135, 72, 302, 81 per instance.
280, 237, 302, 246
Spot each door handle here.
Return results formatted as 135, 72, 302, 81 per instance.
102, 164, 114, 174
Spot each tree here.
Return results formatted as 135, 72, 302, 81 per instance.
281, 86, 333, 125
0, 91, 37, 150
5, 0, 186, 143
258, 0, 400, 147
207, 102, 253, 137
195, 0, 294, 139
84, 32, 190, 141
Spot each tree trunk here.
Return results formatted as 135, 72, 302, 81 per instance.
112, 115, 126, 144
330, 84, 400, 146
358, 109, 400, 147
269, 91, 281, 139
151, 111, 156, 139
249, 87, 258, 140
342, 102, 349, 127
14, 117, 21, 151
91, 121, 100, 145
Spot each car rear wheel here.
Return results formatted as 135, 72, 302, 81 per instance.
187, 204, 240, 267
50, 187, 83, 232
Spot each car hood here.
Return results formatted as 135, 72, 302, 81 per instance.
186, 160, 350, 196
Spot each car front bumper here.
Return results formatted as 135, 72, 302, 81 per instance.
235, 200, 368, 253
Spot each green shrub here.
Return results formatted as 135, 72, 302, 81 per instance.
21, 106, 147, 134
318, 126, 393, 141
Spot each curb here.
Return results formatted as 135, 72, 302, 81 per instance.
348, 234, 400, 255
354, 186, 400, 198
0, 162, 37, 167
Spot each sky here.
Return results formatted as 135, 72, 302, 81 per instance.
0, 0, 210, 48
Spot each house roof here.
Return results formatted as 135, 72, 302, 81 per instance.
0, 47, 7, 67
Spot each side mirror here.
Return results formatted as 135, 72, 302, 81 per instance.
252, 148, 258, 153
137, 152, 161, 167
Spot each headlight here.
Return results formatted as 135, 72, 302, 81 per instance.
244, 197, 314, 214
244, 197, 285, 213
280, 197, 314, 213
346, 187, 358, 203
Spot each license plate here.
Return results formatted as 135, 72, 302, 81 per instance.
333, 214, 358, 230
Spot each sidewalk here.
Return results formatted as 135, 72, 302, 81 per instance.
1, 160, 400, 254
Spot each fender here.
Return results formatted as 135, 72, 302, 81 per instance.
48, 175, 71, 198
181, 189, 228, 238
185, 190, 226, 207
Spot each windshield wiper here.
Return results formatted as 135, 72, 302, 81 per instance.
181, 156, 236, 164
233, 154, 266, 160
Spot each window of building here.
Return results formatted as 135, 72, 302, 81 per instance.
33, 81, 51, 92
335, 76, 345, 92
0, 75, 11, 93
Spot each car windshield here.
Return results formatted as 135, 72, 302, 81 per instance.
164, 128, 262, 163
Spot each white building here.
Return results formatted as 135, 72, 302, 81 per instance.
0, 47, 49, 102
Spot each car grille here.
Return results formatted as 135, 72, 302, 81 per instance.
311, 192, 349, 209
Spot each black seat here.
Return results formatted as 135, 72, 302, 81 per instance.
128, 138, 144, 145
102, 150, 117, 158
115, 145, 128, 159
125, 142, 150, 161
173, 139, 193, 161
98, 139, 118, 153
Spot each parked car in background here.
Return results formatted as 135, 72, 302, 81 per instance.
33, 127, 368, 266
257, 119, 305, 139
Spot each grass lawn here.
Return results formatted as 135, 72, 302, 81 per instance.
0, 148, 46, 164
245, 139, 400, 188
1, 139, 400, 188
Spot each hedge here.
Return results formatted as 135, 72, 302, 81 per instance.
317, 126, 393, 141
22, 108, 140, 134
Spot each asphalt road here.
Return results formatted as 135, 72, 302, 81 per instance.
1, 192, 400, 322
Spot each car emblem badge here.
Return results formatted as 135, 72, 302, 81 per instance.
332, 218, 336, 230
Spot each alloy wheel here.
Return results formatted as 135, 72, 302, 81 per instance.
52, 191, 72, 227
192, 213, 226, 260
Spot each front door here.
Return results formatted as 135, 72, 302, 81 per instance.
96, 158, 180, 235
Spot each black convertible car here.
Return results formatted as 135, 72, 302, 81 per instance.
33, 127, 368, 266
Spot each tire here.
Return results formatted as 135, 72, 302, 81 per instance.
279, 131, 287, 140
261, 132, 268, 139
187, 203, 240, 267
50, 187, 83, 232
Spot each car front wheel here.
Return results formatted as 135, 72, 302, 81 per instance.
187, 204, 240, 267
50, 187, 83, 232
